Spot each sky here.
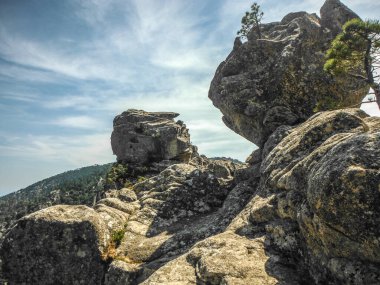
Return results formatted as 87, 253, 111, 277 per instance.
0, 0, 379, 196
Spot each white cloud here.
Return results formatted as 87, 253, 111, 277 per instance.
53, 116, 104, 130
0, 133, 113, 166
0, 64, 67, 84
74, 0, 115, 26
41, 95, 98, 110
0, 91, 38, 103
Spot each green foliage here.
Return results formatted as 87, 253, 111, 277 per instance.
0, 163, 113, 234
324, 19, 380, 87
237, 2, 264, 40
137, 176, 147, 183
104, 163, 153, 190
324, 18, 380, 108
111, 228, 126, 247
325, 19, 376, 73
105, 163, 129, 189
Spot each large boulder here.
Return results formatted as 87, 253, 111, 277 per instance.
1, 205, 110, 284
111, 109, 197, 164
209, 0, 368, 147
259, 108, 380, 283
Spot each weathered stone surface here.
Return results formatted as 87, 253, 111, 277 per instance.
259, 108, 380, 284
209, 0, 367, 147
105, 260, 141, 285
1, 205, 110, 285
111, 109, 197, 164
2, 108, 379, 284
117, 157, 246, 264
245, 148, 262, 165
188, 232, 302, 285
320, 0, 359, 35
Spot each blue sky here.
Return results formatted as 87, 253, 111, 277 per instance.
0, 0, 379, 196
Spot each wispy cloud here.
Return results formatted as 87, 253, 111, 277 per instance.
53, 115, 104, 130
0, 133, 113, 166
41, 95, 98, 110
0, 91, 38, 103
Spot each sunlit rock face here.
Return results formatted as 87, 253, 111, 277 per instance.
260, 109, 380, 281
209, 0, 367, 147
3, 109, 379, 285
111, 109, 197, 164
0, 205, 111, 285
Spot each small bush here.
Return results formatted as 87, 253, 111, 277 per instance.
137, 176, 147, 183
111, 229, 125, 247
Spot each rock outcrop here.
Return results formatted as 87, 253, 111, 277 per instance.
209, 0, 367, 147
111, 109, 197, 164
258, 108, 380, 284
1, 1, 379, 285
2, 108, 379, 284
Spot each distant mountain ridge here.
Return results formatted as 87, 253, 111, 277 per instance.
0, 163, 112, 239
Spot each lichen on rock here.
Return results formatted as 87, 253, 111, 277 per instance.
1, 205, 110, 284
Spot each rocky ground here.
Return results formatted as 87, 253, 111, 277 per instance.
1, 0, 379, 284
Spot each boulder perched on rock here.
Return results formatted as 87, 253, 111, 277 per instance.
111, 109, 197, 164
209, 0, 368, 147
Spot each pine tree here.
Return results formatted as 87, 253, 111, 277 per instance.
324, 19, 380, 109
237, 2, 264, 40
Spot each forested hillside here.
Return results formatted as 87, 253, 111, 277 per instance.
0, 163, 112, 239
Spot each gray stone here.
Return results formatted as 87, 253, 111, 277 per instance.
1, 205, 110, 285
245, 148, 262, 165
320, 0, 359, 35
260, 108, 380, 283
111, 109, 197, 164
2, 109, 379, 284
105, 260, 140, 285
209, 0, 367, 147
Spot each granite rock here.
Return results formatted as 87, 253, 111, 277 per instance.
111, 109, 197, 164
1, 205, 110, 285
209, 0, 367, 147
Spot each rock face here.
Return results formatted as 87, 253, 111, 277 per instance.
2, 108, 379, 284
260, 108, 380, 284
1, 205, 110, 284
111, 109, 197, 164
209, 0, 367, 147
320, 0, 358, 34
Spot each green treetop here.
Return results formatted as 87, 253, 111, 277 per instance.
237, 2, 264, 40
324, 18, 380, 109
